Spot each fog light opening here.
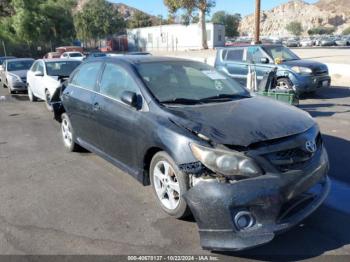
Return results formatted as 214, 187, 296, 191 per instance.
234, 211, 255, 230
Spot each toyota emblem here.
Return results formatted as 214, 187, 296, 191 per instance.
305, 140, 317, 153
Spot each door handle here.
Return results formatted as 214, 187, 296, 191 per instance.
62, 92, 70, 99
93, 102, 101, 111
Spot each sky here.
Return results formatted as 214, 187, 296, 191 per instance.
110, 0, 319, 17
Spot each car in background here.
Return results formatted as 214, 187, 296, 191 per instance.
284, 39, 300, 47
0, 56, 16, 65
60, 51, 84, 61
0, 58, 34, 94
300, 38, 314, 47
335, 37, 349, 46
53, 56, 329, 251
43, 52, 61, 59
27, 59, 81, 110
215, 45, 331, 95
85, 52, 107, 60
319, 37, 335, 46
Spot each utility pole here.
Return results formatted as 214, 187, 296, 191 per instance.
2, 40, 7, 57
254, 0, 261, 44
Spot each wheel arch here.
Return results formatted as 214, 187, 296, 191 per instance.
142, 147, 164, 186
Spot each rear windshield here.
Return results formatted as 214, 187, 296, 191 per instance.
69, 53, 83, 57
7, 60, 34, 71
46, 61, 81, 76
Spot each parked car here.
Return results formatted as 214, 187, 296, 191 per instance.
85, 52, 107, 60
319, 37, 335, 46
215, 45, 331, 95
335, 37, 349, 46
53, 56, 330, 251
27, 59, 81, 110
43, 52, 61, 59
300, 38, 314, 47
0, 58, 34, 94
284, 39, 300, 47
60, 51, 84, 61
0, 56, 16, 65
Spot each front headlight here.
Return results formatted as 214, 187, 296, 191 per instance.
8, 73, 21, 82
190, 143, 262, 177
291, 66, 312, 75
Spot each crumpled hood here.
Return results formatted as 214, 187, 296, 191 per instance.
167, 97, 315, 147
283, 60, 328, 71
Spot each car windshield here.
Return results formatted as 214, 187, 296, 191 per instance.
263, 46, 300, 62
7, 60, 33, 71
91, 53, 106, 57
46, 61, 81, 76
136, 61, 249, 105
69, 53, 82, 57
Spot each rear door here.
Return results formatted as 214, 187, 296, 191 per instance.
64, 61, 103, 146
220, 47, 248, 85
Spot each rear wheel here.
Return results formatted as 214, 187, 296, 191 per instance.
45, 89, 53, 111
28, 85, 37, 102
150, 152, 191, 219
61, 113, 79, 152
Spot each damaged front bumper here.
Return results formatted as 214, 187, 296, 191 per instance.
184, 146, 330, 251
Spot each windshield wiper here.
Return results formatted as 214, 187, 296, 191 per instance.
160, 98, 203, 105
199, 93, 250, 102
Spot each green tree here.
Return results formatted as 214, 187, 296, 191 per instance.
343, 27, 350, 35
308, 26, 335, 35
74, 0, 125, 47
163, 0, 216, 49
286, 21, 303, 36
211, 11, 241, 37
127, 11, 152, 28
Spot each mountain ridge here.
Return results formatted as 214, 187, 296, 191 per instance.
239, 0, 350, 36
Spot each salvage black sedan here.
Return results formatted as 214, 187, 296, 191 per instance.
54, 56, 330, 251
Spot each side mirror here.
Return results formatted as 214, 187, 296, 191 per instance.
121, 91, 139, 109
260, 57, 270, 64
34, 71, 44, 77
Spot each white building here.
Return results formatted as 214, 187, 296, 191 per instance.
127, 23, 225, 52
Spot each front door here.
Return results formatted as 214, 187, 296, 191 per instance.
93, 62, 143, 169
247, 46, 274, 84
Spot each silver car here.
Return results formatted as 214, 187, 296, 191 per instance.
0, 58, 34, 94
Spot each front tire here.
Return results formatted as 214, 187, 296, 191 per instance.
45, 89, 53, 111
276, 77, 293, 90
28, 85, 37, 102
61, 113, 79, 152
150, 152, 191, 219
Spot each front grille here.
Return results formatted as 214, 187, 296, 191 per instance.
313, 68, 328, 76
263, 133, 322, 172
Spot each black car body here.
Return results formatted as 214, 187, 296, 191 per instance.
53, 56, 330, 251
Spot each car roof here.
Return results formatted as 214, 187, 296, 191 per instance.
41, 58, 81, 63
221, 44, 284, 49
6, 58, 34, 62
63, 51, 82, 54
88, 55, 196, 65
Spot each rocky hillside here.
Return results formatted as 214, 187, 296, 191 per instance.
75, 0, 157, 21
239, 0, 350, 36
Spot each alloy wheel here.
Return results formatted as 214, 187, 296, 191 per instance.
153, 160, 181, 210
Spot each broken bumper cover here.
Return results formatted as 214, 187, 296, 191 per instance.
184, 147, 330, 251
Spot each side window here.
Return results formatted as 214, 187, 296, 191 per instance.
99, 63, 139, 101
31, 62, 38, 72
71, 62, 102, 91
248, 47, 267, 64
37, 62, 44, 74
225, 48, 245, 62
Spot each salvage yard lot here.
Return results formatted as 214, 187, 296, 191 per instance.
0, 85, 350, 259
